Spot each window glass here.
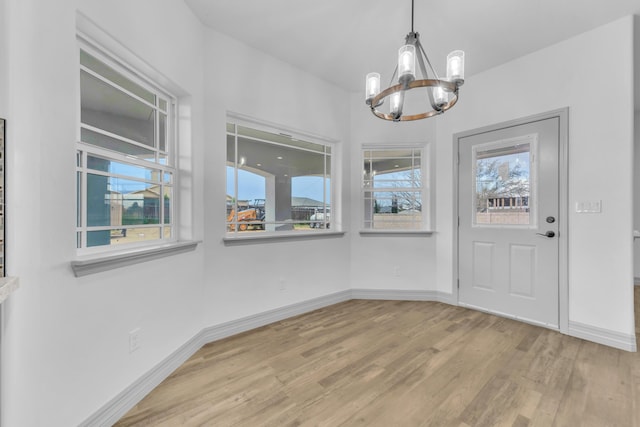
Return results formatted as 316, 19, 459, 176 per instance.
158, 98, 168, 112
81, 70, 156, 148
80, 50, 155, 104
474, 142, 531, 226
159, 112, 167, 152
363, 147, 424, 230
226, 121, 333, 233
77, 46, 175, 251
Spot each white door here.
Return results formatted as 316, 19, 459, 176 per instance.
458, 117, 560, 328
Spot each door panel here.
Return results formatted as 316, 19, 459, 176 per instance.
458, 117, 559, 328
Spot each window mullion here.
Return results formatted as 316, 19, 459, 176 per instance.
81, 150, 88, 248
233, 129, 239, 234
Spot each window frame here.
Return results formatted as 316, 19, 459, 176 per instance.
360, 144, 432, 233
225, 115, 337, 239
76, 40, 179, 255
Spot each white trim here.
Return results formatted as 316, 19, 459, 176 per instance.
200, 290, 352, 343
458, 301, 559, 330
358, 230, 434, 236
79, 290, 351, 426
351, 288, 454, 304
568, 320, 637, 352
71, 241, 200, 277
79, 125, 159, 159
78, 330, 206, 427
227, 111, 339, 144
361, 143, 424, 150
223, 231, 345, 244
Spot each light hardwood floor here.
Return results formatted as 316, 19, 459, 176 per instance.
116, 291, 640, 426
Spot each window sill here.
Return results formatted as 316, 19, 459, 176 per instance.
223, 231, 345, 245
71, 240, 200, 277
359, 230, 434, 237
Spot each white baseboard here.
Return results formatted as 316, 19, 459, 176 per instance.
568, 320, 637, 352
200, 290, 352, 343
351, 288, 454, 304
78, 331, 206, 427
80, 289, 352, 427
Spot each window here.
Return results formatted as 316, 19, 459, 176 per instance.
76, 47, 176, 251
363, 147, 426, 230
473, 138, 534, 226
226, 121, 332, 234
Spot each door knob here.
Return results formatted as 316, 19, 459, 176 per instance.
536, 231, 555, 238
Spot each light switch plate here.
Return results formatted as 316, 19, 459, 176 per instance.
576, 200, 602, 213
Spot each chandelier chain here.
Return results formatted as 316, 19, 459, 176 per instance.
411, 0, 415, 33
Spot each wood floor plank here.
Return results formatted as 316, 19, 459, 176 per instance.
116, 297, 640, 426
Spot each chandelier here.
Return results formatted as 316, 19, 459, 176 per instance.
365, 0, 465, 121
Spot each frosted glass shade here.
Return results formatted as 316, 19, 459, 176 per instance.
390, 91, 403, 119
446, 50, 465, 83
433, 82, 448, 107
365, 72, 381, 104
398, 45, 416, 82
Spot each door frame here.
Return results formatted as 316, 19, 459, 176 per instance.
452, 108, 569, 333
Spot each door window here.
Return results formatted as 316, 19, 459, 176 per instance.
472, 137, 536, 226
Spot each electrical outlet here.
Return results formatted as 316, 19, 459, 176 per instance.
394, 266, 401, 277
129, 328, 141, 353
279, 277, 286, 291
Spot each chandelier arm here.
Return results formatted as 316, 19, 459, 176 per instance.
417, 40, 440, 81
414, 39, 429, 79
388, 65, 399, 88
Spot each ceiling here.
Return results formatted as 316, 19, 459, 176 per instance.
184, 0, 640, 105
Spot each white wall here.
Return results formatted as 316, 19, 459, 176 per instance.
349, 96, 440, 291
634, 111, 640, 280
1, 1, 206, 426
436, 16, 636, 336
0, 0, 7, 117
202, 30, 352, 327
633, 15, 640, 281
